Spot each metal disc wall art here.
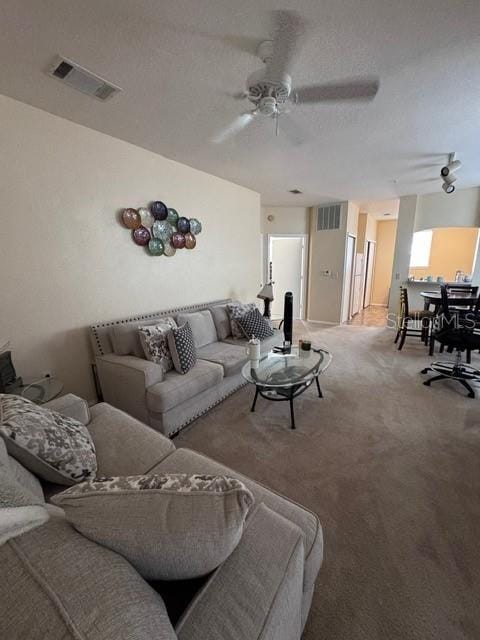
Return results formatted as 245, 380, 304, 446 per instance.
121, 203, 202, 257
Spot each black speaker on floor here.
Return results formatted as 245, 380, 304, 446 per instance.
283, 292, 293, 349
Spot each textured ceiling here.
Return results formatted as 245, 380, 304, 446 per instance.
1, 0, 480, 206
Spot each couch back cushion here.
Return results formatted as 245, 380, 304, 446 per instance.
175, 310, 217, 348
0, 516, 177, 640
110, 323, 147, 358
209, 305, 232, 341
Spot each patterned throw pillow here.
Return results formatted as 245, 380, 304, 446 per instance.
138, 317, 177, 373
226, 302, 257, 339
0, 394, 97, 486
52, 473, 254, 580
167, 322, 196, 374
237, 308, 274, 340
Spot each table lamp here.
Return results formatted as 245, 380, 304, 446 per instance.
257, 282, 274, 318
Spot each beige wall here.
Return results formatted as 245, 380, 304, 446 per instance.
372, 220, 398, 305
409, 227, 479, 281
415, 187, 480, 231
357, 213, 377, 253
0, 95, 261, 402
307, 201, 353, 323
261, 206, 309, 234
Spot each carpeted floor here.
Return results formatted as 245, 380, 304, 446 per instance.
174, 324, 480, 640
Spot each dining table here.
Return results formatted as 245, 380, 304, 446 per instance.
420, 290, 478, 312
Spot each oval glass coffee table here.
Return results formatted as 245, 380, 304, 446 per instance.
241, 347, 332, 429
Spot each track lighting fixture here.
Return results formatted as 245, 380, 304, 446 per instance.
441, 160, 462, 177
440, 153, 461, 194
442, 182, 455, 194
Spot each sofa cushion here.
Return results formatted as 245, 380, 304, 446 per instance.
138, 318, 177, 373
7, 455, 44, 501
0, 516, 177, 640
209, 305, 231, 341
0, 395, 97, 486
147, 360, 224, 414
222, 330, 281, 353
110, 323, 145, 358
53, 473, 254, 581
149, 447, 323, 626
176, 310, 218, 348
168, 323, 197, 374
197, 342, 248, 377
87, 402, 176, 477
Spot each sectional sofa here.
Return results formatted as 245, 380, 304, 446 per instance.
0, 394, 323, 640
90, 299, 281, 436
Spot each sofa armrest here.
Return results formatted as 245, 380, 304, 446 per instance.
95, 354, 164, 424
43, 394, 91, 425
176, 504, 304, 640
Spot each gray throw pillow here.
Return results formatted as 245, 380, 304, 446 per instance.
226, 302, 257, 339
52, 473, 254, 580
138, 318, 177, 373
167, 323, 197, 374
0, 394, 97, 486
237, 308, 274, 340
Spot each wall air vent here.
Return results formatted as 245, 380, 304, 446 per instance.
317, 204, 341, 231
48, 57, 122, 101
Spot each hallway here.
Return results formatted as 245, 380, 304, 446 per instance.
348, 305, 388, 327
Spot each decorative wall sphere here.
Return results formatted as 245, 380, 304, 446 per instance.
133, 226, 151, 246
177, 217, 190, 234
148, 238, 164, 256
150, 201, 168, 220
138, 207, 154, 228
189, 218, 202, 235
172, 232, 186, 249
122, 208, 141, 229
167, 208, 179, 225
163, 242, 176, 257
185, 232, 196, 249
152, 220, 173, 241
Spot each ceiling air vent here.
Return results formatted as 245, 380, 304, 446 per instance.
317, 204, 341, 231
49, 57, 122, 101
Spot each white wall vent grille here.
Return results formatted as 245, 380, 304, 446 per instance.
317, 204, 341, 231
49, 57, 122, 101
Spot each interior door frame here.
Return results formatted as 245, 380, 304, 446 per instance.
264, 233, 309, 320
341, 233, 357, 323
363, 240, 377, 309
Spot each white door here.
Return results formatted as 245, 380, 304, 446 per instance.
268, 235, 307, 319
363, 241, 376, 308
352, 253, 364, 315
341, 235, 356, 323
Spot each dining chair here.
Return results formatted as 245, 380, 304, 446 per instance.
422, 285, 480, 397
394, 287, 435, 350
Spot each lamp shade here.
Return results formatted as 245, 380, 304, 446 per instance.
257, 283, 274, 301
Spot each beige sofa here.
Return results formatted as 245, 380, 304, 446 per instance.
90, 299, 281, 436
0, 395, 323, 640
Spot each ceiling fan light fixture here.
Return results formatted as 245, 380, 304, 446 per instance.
289, 188, 302, 194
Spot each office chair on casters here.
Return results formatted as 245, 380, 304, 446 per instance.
421, 285, 480, 398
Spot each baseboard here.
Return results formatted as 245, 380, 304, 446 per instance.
305, 318, 338, 325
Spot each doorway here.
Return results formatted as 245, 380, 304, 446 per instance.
266, 235, 308, 319
341, 234, 357, 323
363, 240, 376, 308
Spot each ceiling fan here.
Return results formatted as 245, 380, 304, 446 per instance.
213, 10, 380, 144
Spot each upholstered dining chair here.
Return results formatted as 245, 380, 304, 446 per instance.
394, 287, 435, 351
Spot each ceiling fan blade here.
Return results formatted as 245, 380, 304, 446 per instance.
296, 78, 380, 103
212, 113, 254, 144
266, 10, 306, 82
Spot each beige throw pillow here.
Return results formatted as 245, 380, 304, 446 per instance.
52, 473, 254, 580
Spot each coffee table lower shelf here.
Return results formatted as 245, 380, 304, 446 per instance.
250, 375, 323, 430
